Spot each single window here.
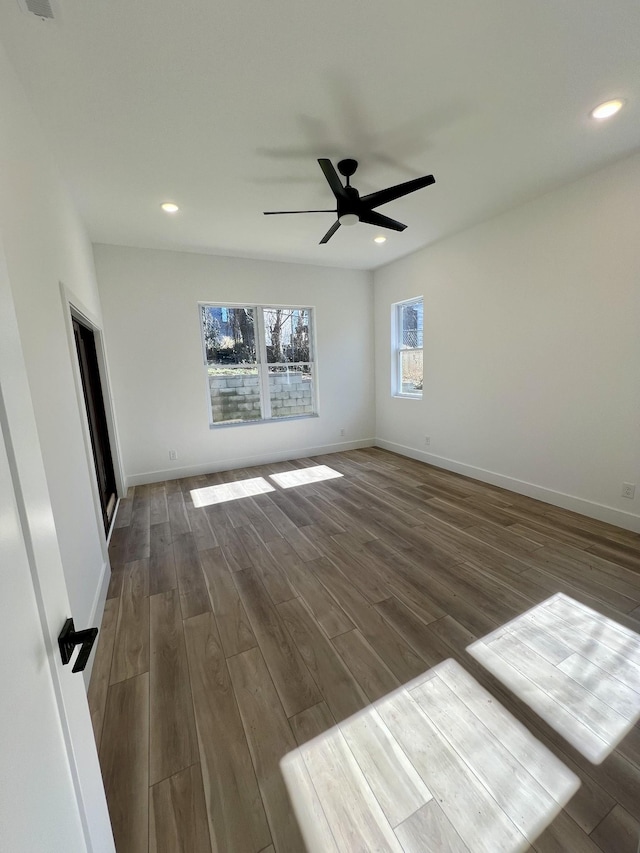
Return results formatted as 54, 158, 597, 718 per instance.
200, 304, 317, 426
393, 297, 423, 397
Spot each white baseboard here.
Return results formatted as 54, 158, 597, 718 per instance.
82, 558, 110, 688
375, 439, 640, 533
125, 438, 376, 488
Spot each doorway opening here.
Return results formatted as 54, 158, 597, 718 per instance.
72, 315, 117, 533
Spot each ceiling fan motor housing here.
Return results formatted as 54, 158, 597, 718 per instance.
338, 185, 361, 222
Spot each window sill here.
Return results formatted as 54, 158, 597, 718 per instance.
210, 413, 319, 430
392, 394, 423, 401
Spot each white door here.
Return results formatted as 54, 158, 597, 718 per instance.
0, 243, 114, 852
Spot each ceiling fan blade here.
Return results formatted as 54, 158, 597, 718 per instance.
319, 220, 341, 244
264, 209, 335, 215
318, 159, 347, 199
358, 210, 407, 232
361, 174, 436, 209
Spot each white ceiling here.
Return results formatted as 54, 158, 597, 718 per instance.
2, 0, 639, 270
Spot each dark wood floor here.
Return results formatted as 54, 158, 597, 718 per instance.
88, 447, 640, 853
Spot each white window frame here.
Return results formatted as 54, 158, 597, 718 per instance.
392, 296, 423, 399
199, 302, 318, 427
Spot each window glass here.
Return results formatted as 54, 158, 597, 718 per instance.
201, 306, 256, 365
263, 308, 311, 364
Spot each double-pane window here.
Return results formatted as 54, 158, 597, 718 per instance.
394, 297, 423, 397
201, 304, 316, 425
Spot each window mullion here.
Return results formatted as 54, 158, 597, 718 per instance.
256, 307, 271, 419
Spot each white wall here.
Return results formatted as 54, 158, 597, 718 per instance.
0, 40, 109, 630
0, 38, 114, 853
94, 245, 375, 484
374, 152, 640, 531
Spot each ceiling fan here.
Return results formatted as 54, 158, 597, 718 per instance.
264, 158, 436, 244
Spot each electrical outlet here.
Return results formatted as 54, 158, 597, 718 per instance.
169, 450, 178, 461
340, 428, 345, 436
621, 483, 635, 499
425, 435, 431, 447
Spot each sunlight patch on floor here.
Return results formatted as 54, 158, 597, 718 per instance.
189, 477, 275, 507
281, 659, 579, 852
268, 465, 343, 489
468, 593, 640, 764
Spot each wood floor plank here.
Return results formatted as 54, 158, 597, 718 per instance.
437, 646, 618, 835
183, 612, 272, 853
311, 533, 393, 603
125, 494, 151, 561
361, 538, 447, 621
279, 750, 341, 853
149, 482, 169, 526
423, 496, 480, 530
252, 491, 298, 534
220, 527, 254, 572
266, 488, 315, 528
114, 493, 133, 528
375, 595, 464, 669
470, 633, 617, 764
240, 496, 283, 542
106, 560, 125, 599
149, 764, 211, 853
149, 588, 199, 785
234, 568, 322, 717
530, 548, 639, 612
204, 503, 237, 546
307, 555, 427, 683
282, 524, 323, 562
199, 546, 256, 657
278, 596, 368, 722
265, 536, 355, 638
411, 674, 563, 842
339, 706, 432, 827
289, 700, 336, 746
110, 558, 149, 684
235, 525, 296, 604
228, 646, 306, 852
466, 521, 544, 559
165, 477, 183, 495
534, 542, 640, 602
174, 532, 211, 620
293, 725, 404, 851
168, 490, 191, 538
305, 491, 377, 542
332, 628, 400, 701
395, 799, 470, 853
377, 688, 528, 853
590, 804, 640, 853
149, 521, 177, 595
434, 659, 580, 806
100, 672, 149, 853
186, 503, 217, 551
532, 809, 607, 853
87, 596, 118, 751
586, 541, 640, 572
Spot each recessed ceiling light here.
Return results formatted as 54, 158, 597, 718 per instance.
160, 202, 179, 213
590, 99, 624, 120
374, 235, 386, 244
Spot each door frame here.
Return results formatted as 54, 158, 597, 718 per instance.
1, 243, 114, 851
60, 282, 125, 550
